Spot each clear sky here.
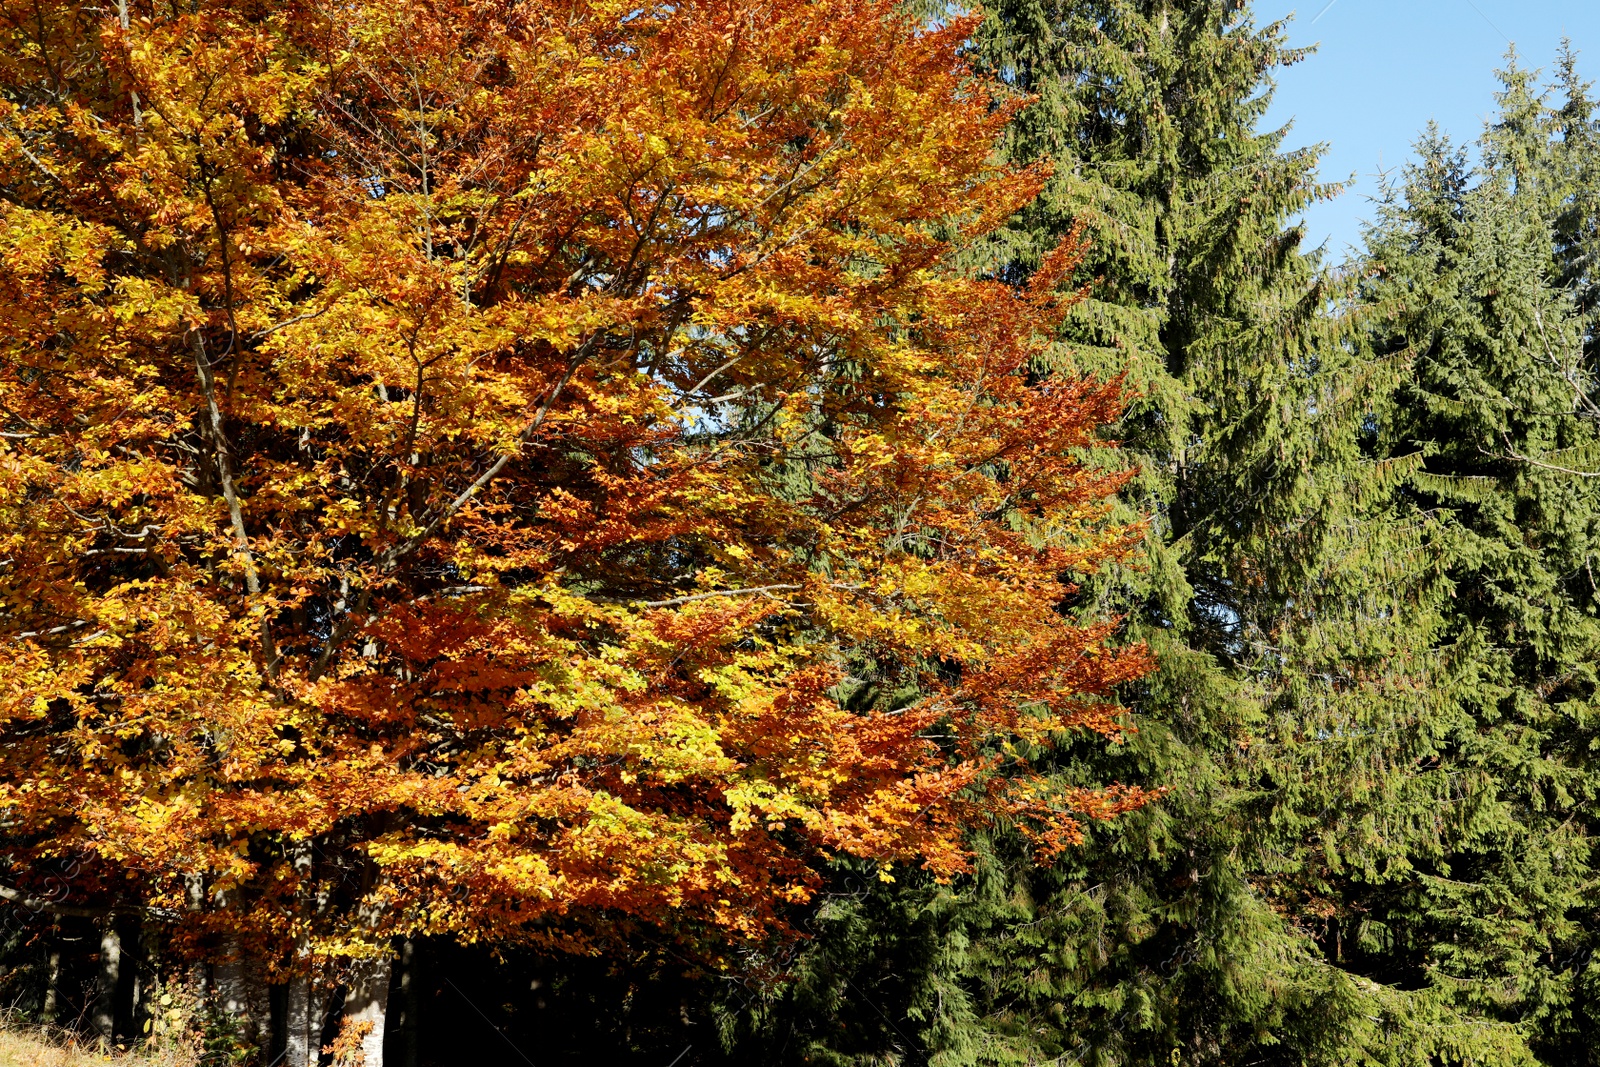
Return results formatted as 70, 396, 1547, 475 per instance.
1254, 0, 1600, 262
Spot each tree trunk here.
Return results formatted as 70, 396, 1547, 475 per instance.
213, 935, 271, 1051
132, 921, 160, 1042
92, 920, 123, 1045
393, 939, 419, 1067
345, 956, 391, 1067
284, 973, 329, 1067
42, 944, 60, 1022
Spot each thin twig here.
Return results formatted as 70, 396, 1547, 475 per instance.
639, 584, 802, 607
1488, 438, 1600, 479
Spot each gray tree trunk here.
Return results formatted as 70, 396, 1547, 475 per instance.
345, 956, 392, 1067
213, 936, 271, 1051
42, 945, 60, 1022
284, 973, 329, 1067
92, 921, 122, 1045
283, 841, 328, 1067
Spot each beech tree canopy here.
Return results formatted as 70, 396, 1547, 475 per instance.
0, 0, 1152, 977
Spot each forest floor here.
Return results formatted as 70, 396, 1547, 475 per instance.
0, 1028, 188, 1067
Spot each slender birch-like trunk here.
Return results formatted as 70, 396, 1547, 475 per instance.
283, 972, 329, 1067
345, 956, 392, 1067
92, 921, 123, 1045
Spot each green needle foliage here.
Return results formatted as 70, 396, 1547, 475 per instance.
1340, 52, 1600, 1064
717, 15, 1600, 1067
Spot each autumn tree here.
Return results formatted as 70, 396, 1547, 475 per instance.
0, 0, 1154, 1061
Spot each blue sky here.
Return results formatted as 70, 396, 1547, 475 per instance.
1254, 0, 1600, 261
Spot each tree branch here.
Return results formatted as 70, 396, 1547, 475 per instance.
308, 347, 590, 682
188, 327, 280, 683
638, 584, 802, 608
0, 883, 174, 920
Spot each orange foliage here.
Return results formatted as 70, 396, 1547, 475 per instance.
0, 0, 1154, 964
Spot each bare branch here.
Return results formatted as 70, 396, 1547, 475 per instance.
638, 584, 802, 608
1488, 439, 1600, 479
187, 325, 281, 685
0, 883, 174, 920
247, 306, 331, 344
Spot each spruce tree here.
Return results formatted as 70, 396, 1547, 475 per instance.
715, 4, 1468, 1066
719, 17, 1600, 1067
1340, 56, 1600, 1065
930, 6, 1563, 1064
929, 3, 1370, 1062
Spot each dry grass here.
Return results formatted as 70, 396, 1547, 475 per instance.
0, 1027, 192, 1067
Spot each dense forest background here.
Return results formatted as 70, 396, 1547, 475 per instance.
3, 0, 1599, 1065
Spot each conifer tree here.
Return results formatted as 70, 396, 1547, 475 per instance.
1342, 55, 1600, 1064
721, 16, 1600, 1067
721, 4, 1414, 1065
923, 3, 1365, 1062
